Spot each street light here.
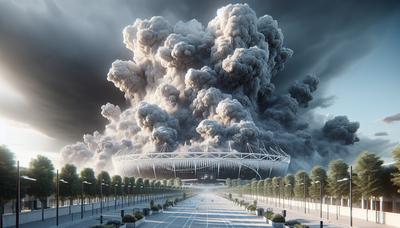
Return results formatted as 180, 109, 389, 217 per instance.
100, 181, 108, 220
56, 170, 69, 226
81, 180, 92, 219
114, 184, 119, 209
312, 179, 323, 218
16, 161, 37, 228
336, 166, 353, 227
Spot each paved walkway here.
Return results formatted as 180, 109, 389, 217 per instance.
243, 195, 397, 228
142, 193, 270, 228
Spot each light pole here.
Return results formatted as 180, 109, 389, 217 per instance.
114, 184, 118, 210
313, 180, 323, 218
337, 166, 353, 227
100, 181, 108, 219
16, 161, 37, 228
81, 180, 92, 219
56, 175, 68, 226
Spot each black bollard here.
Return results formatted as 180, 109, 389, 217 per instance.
100, 215, 103, 224
282, 210, 286, 218
121, 209, 125, 218
320, 220, 323, 228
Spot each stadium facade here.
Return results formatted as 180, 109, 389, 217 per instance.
113, 143, 290, 181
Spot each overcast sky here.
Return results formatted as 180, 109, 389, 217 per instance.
0, 0, 399, 167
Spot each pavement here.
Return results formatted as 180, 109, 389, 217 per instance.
6, 195, 178, 228
242, 195, 397, 228
142, 193, 270, 228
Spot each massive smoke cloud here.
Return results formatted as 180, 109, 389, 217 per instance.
61, 3, 362, 172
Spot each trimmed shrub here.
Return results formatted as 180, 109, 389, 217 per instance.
122, 214, 137, 223
247, 205, 257, 211
271, 214, 285, 223
106, 220, 122, 226
134, 211, 144, 220
157, 204, 162, 210
264, 211, 274, 220
294, 225, 309, 228
151, 206, 159, 212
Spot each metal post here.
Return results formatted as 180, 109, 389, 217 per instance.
100, 182, 103, 217
303, 174, 306, 214
350, 166, 353, 227
16, 161, 20, 228
81, 182, 84, 219
56, 170, 59, 226
320, 181, 323, 218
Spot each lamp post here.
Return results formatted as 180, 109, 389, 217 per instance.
56, 170, 69, 226
337, 166, 353, 227
100, 181, 108, 218
16, 161, 37, 228
114, 184, 118, 210
313, 180, 323, 218
81, 180, 92, 219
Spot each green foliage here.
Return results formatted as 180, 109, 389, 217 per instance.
123, 177, 130, 194
59, 164, 80, 200
283, 174, 295, 198
309, 166, 327, 199
264, 211, 274, 220
391, 147, 400, 193
354, 151, 383, 198
225, 178, 232, 187
271, 213, 285, 223
28, 155, 54, 202
327, 160, 349, 197
97, 171, 111, 195
294, 170, 310, 198
0, 146, 16, 208
247, 204, 256, 211
272, 177, 282, 197
80, 168, 96, 197
174, 177, 182, 187
122, 214, 137, 223
111, 175, 123, 195
294, 224, 310, 228
264, 178, 273, 196
134, 211, 144, 220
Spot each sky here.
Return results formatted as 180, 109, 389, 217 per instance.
0, 0, 399, 168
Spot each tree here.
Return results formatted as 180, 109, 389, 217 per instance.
294, 170, 310, 198
272, 177, 282, 197
80, 168, 97, 198
123, 177, 130, 194
59, 164, 80, 205
27, 155, 54, 221
0, 146, 16, 226
392, 146, 400, 193
283, 174, 295, 199
264, 178, 273, 196
309, 166, 328, 200
111, 175, 123, 195
225, 178, 232, 187
327, 159, 349, 198
174, 177, 182, 187
97, 171, 111, 196
136, 178, 144, 193
257, 180, 264, 196
354, 151, 383, 203
129, 177, 136, 193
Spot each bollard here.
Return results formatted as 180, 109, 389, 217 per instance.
100, 215, 103, 224
121, 209, 125, 218
320, 220, 323, 228
282, 210, 286, 218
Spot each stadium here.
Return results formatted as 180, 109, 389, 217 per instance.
112, 143, 290, 181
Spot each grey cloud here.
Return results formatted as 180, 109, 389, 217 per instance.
375, 132, 389, 136
383, 113, 400, 124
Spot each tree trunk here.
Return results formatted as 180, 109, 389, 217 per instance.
40, 198, 46, 221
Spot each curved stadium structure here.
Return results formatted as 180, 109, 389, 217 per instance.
112, 144, 290, 181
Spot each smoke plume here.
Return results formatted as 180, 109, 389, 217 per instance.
60, 4, 361, 172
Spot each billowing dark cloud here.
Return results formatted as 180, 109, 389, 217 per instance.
375, 132, 389, 136
383, 113, 400, 124
0, 1, 398, 168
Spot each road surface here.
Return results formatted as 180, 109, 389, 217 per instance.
142, 193, 269, 228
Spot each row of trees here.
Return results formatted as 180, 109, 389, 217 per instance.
226, 148, 400, 206
0, 146, 183, 221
